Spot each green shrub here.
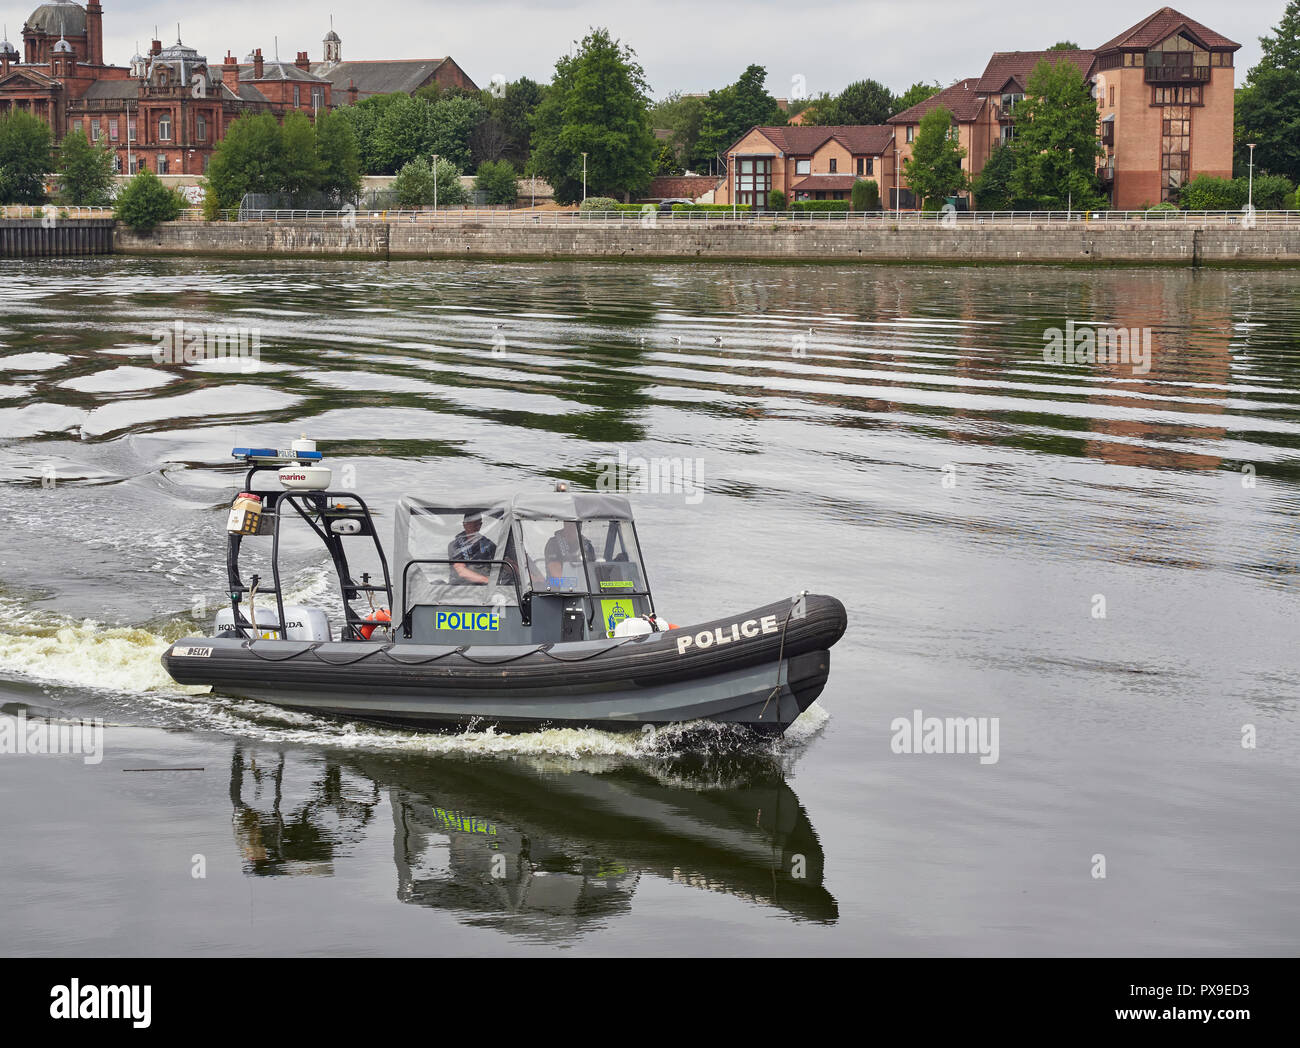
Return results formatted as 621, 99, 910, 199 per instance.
391, 156, 467, 208
851, 179, 880, 211
767, 188, 787, 211
113, 169, 184, 231
1179, 174, 1243, 211
474, 160, 518, 205
579, 196, 620, 211
791, 199, 850, 211
1248, 173, 1295, 211
1145, 201, 1179, 213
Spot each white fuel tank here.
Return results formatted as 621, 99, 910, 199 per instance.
214, 605, 331, 642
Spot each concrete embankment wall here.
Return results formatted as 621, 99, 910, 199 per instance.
112, 220, 1300, 266
0, 219, 116, 258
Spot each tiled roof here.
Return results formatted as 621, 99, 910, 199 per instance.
975, 50, 1096, 94
1095, 7, 1239, 52
238, 61, 330, 84
888, 78, 986, 124
308, 58, 451, 97
733, 124, 895, 156
790, 175, 859, 191
80, 79, 141, 100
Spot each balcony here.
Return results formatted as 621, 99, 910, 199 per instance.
1144, 64, 1210, 84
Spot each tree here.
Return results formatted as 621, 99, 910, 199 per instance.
806, 79, 895, 125
372, 94, 432, 173
971, 142, 1021, 209
427, 94, 485, 172
531, 28, 657, 203
315, 108, 362, 202
693, 64, 785, 169
279, 111, 323, 198
0, 110, 53, 204
851, 178, 880, 211
114, 168, 183, 230
902, 106, 969, 209
650, 92, 706, 170
894, 82, 942, 114
57, 127, 115, 205
475, 159, 518, 204
391, 156, 467, 208
1235, 0, 1300, 183
204, 113, 287, 210
1048, 41, 1081, 50
1007, 59, 1106, 210
768, 188, 787, 210
497, 78, 545, 169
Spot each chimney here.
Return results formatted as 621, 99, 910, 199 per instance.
86, 1, 103, 66
295, 50, 309, 70
150, 40, 162, 58
253, 48, 263, 79
222, 52, 238, 89
347, 78, 358, 105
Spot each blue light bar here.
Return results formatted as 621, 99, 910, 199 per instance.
232, 447, 324, 461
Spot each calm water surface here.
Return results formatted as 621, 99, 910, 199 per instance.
0, 257, 1297, 955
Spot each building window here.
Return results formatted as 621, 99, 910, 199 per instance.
109, 118, 118, 141
157, 154, 168, 174
128, 119, 136, 142
90, 119, 100, 142
866, 157, 873, 176
1108, 85, 1115, 107
734, 156, 773, 208
906, 125, 915, 143
203, 153, 210, 174
294, 85, 301, 107
795, 158, 810, 175
112, 154, 121, 173
311, 87, 324, 109
828, 158, 837, 173
158, 113, 171, 141
196, 114, 207, 142
856, 157, 864, 176
1160, 104, 1191, 202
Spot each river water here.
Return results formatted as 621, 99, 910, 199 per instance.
0, 257, 1297, 956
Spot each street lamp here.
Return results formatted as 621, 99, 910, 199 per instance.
1247, 142, 1257, 210
581, 152, 588, 202
432, 153, 438, 214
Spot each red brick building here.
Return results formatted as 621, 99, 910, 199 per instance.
0, 1, 331, 176
309, 22, 478, 104
886, 7, 1240, 208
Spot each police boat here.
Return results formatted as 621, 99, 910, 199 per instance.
162, 441, 848, 734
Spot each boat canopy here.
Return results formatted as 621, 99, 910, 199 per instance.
394, 492, 642, 616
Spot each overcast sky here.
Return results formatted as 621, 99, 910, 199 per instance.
15, 0, 1285, 99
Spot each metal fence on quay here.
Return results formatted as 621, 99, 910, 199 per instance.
173, 208, 1300, 229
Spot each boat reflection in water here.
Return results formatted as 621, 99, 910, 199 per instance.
228, 741, 837, 937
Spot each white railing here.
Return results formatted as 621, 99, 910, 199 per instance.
11, 205, 1294, 229
169, 207, 1300, 229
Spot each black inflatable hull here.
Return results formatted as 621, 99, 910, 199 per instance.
162, 594, 848, 734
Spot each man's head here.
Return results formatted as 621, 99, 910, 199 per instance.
463, 511, 483, 534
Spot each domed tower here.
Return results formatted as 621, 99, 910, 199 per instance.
0, 28, 19, 68
22, 2, 89, 66
130, 43, 146, 79
323, 17, 340, 64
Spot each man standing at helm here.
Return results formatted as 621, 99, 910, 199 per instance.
449, 511, 496, 584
